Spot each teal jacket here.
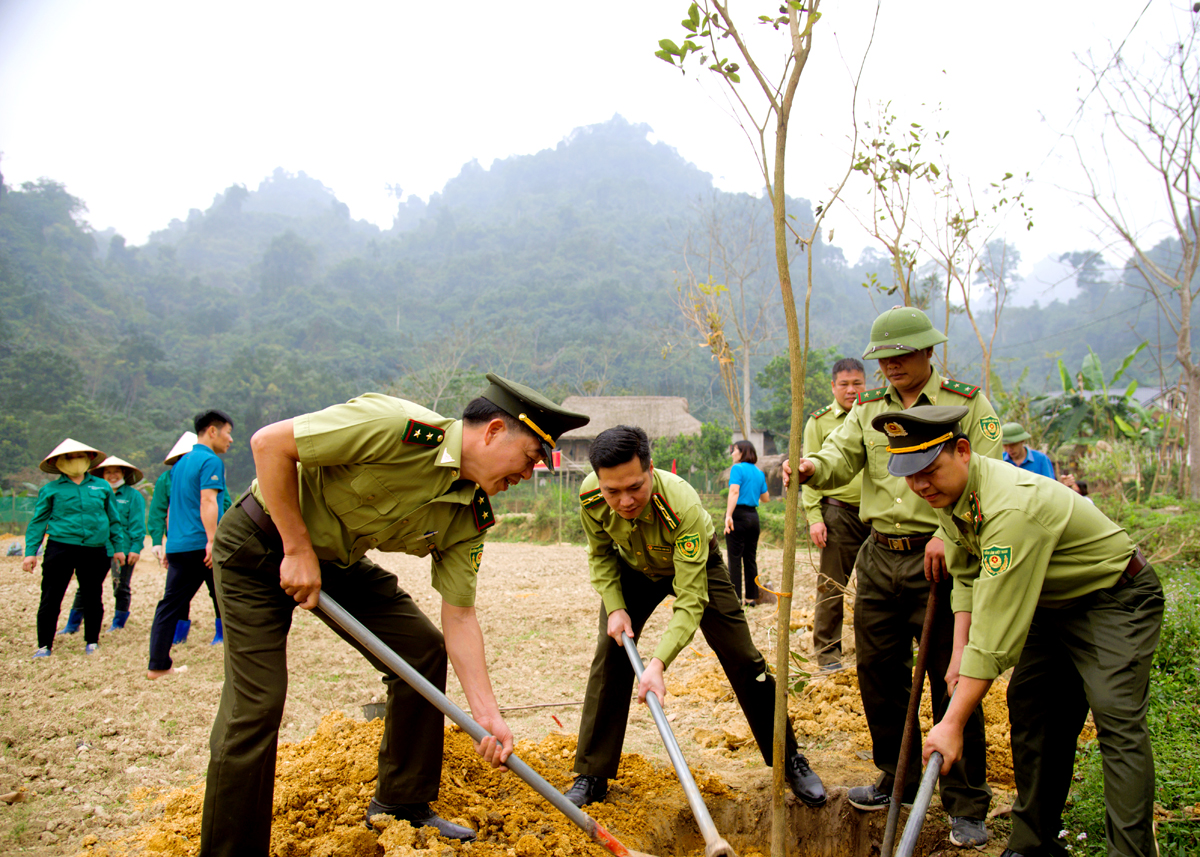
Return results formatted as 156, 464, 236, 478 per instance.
146, 466, 231, 547
26, 474, 124, 555
112, 483, 147, 556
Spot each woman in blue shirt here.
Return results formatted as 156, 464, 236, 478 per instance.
723, 440, 770, 605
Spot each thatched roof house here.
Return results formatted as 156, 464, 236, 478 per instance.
557, 396, 702, 466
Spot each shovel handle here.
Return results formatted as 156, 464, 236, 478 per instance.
316, 592, 644, 857
621, 636, 721, 845
894, 751, 943, 857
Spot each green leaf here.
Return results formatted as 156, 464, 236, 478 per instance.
726, 71, 741, 83
658, 38, 681, 54
1081, 348, 1104, 393
1057, 358, 1075, 394
1111, 341, 1148, 386
654, 50, 677, 65
1114, 414, 1137, 438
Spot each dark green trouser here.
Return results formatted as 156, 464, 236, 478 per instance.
199, 504, 448, 857
1007, 566, 1163, 857
812, 502, 870, 666
574, 549, 798, 778
854, 538, 992, 817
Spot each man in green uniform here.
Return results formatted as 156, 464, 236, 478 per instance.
563, 425, 827, 809
802, 357, 869, 670
876, 406, 1162, 857
785, 307, 999, 845
199, 376, 589, 857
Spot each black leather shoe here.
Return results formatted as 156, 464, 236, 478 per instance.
786, 753, 827, 807
364, 799, 476, 841
564, 774, 608, 807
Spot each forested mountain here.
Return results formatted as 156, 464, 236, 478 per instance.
0, 114, 1188, 490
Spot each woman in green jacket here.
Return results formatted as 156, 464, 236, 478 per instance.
23, 439, 124, 657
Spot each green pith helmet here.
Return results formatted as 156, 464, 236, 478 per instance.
1001, 422, 1032, 444
862, 306, 949, 360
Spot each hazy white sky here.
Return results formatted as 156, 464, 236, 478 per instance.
0, 0, 1193, 272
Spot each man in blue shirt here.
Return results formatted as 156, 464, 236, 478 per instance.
147, 409, 234, 679
1001, 423, 1056, 480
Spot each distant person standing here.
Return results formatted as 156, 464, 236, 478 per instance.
723, 439, 770, 605
23, 439, 124, 657
146, 431, 209, 644
801, 357, 870, 671
58, 457, 146, 632
146, 410, 233, 678
1001, 423, 1055, 479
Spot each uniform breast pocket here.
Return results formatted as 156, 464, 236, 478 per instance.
325, 470, 401, 531
866, 430, 891, 480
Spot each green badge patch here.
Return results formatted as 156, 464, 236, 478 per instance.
675, 532, 702, 562
979, 416, 1002, 443
652, 493, 681, 530
469, 544, 484, 573
981, 545, 1012, 578
403, 419, 445, 447
472, 487, 495, 531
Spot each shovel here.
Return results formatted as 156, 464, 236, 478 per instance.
621, 636, 738, 857
894, 750, 943, 857
316, 592, 656, 857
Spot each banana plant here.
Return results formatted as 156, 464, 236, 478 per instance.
1033, 342, 1150, 447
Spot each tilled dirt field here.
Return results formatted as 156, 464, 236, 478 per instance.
0, 537, 1017, 857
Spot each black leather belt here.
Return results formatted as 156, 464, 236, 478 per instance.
822, 497, 860, 513
872, 530, 935, 552
240, 492, 281, 544
1113, 550, 1149, 589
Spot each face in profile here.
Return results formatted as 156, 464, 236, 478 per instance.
476, 422, 544, 496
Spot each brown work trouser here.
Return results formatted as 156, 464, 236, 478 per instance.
199, 504, 447, 857
812, 502, 870, 666
854, 537, 992, 818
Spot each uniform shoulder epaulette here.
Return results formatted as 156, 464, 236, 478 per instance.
810, 403, 833, 419
941, 379, 980, 399
402, 419, 445, 447
471, 487, 495, 531
858, 386, 888, 404
651, 492, 681, 530
579, 487, 605, 510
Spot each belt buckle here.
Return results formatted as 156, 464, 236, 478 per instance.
888, 536, 910, 551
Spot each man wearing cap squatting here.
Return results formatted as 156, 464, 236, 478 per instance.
784, 307, 999, 846
199, 376, 589, 857
880, 406, 1162, 857
1000, 422, 1055, 480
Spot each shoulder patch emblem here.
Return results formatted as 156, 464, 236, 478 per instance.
471, 487, 495, 531
651, 493, 681, 530
811, 403, 833, 419
859, 386, 888, 404
579, 487, 605, 509
941, 379, 980, 399
981, 545, 1012, 578
675, 532, 702, 562
469, 544, 484, 573
979, 416, 1002, 443
403, 419, 445, 447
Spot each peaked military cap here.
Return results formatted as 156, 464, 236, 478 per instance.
1001, 422, 1032, 444
863, 306, 949, 360
480, 373, 590, 473
870, 405, 969, 477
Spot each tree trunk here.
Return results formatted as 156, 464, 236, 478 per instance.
743, 353, 752, 443
1188, 366, 1200, 500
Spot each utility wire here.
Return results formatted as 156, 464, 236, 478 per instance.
993, 293, 1157, 353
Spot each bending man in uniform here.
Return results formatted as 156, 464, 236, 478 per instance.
784, 307, 996, 846
200, 376, 589, 857
564, 425, 826, 810
878, 406, 1162, 857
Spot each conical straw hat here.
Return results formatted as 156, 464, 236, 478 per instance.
90, 455, 145, 486
40, 438, 105, 474
164, 431, 199, 466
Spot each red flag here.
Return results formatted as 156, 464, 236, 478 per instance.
671, 459, 677, 474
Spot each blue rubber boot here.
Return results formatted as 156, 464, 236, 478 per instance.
110, 610, 130, 631
210, 617, 223, 646
173, 619, 191, 645
57, 608, 83, 636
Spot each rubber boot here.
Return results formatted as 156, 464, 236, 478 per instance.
57, 608, 83, 636
110, 610, 130, 631
172, 619, 191, 645
210, 617, 223, 646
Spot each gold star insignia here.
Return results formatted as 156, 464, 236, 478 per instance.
482, 511, 490, 520
478, 496, 485, 504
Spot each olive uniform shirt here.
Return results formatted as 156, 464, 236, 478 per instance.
249, 394, 493, 608
801, 401, 863, 524
805, 370, 1004, 540
579, 468, 714, 668
938, 454, 1136, 681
